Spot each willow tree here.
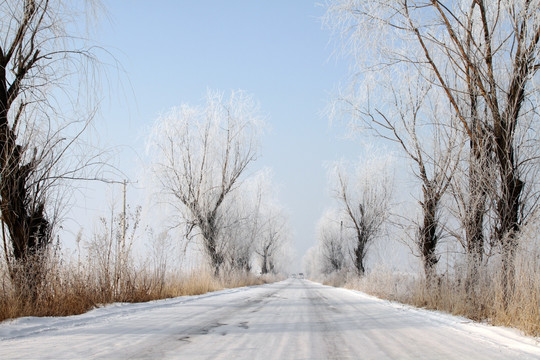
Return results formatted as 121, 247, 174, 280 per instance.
148, 90, 263, 275
0, 0, 102, 298
332, 160, 392, 276
316, 210, 347, 275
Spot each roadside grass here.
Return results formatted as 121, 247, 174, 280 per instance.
0, 259, 278, 323
318, 230, 540, 337
323, 266, 538, 337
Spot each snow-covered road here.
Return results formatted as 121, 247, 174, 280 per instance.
1, 279, 539, 359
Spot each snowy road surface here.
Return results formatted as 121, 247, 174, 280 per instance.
1, 279, 539, 359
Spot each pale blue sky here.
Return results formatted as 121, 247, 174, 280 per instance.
85, 1, 362, 269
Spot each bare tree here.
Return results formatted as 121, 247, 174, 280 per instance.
316, 209, 347, 275
241, 170, 291, 276
330, 73, 460, 281
148, 90, 262, 275
219, 171, 267, 273
0, 0, 104, 298
256, 204, 289, 275
332, 159, 392, 275
219, 196, 255, 273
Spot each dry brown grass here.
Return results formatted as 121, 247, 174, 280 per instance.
0, 265, 97, 321
316, 218, 540, 337
0, 259, 277, 323
324, 244, 540, 337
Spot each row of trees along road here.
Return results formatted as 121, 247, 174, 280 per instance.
323, 0, 540, 303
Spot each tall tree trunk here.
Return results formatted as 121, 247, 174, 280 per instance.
206, 236, 223, 276
200, 215, 223, 276
0, 67, 50, 300
464, 140, 488, 299
419, 185, 439, 283
495, 150, 522, 305
493, 60, 528, 305
353, 238, 365, 275
261, 249, 268, 275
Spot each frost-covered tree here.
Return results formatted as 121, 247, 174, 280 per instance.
316, 209, 347, 275
219, 171, 267, 273
147, 90, 263, 275
331, 159, 392, 275
358, 81, 461, 281
256, 203, 289, 275
219, 190, 258, 273
242, 169, 291, 275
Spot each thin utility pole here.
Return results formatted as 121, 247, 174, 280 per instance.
122, 179, 127, 246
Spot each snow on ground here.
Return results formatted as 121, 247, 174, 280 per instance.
0, 279, 539, 359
